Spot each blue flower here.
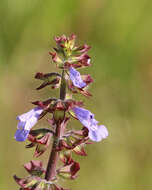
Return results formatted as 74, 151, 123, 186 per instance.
69, 67, 86, 88
15, 107, 43, 142
73, 107, 108, 142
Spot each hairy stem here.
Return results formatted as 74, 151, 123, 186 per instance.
45, 123, 62, 180
60, 70, 66, 100
45, 70, 66, 181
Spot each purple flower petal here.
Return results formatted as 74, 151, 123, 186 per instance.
15, 107, 43, 142
17, 109, 35, 121
17, 107, 42, 122
15, 129, 29, 142
89, 125, 108, 142
73, 107, 98, 129
69, 67, 86, 88
73, 107, 108, 142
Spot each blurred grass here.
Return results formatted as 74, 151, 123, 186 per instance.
0, 0, 152, 189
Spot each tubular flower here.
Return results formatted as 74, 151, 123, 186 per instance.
15, 107, 43, 142
73, 107, 108, 142
69, 67, 86, 88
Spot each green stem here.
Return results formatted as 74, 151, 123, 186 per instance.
45, 69, 66, 181
60, 70, 66, 100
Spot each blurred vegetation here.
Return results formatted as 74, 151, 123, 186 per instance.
0, 0, 152, 189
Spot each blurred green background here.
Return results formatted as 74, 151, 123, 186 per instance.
1, 0, 152, 189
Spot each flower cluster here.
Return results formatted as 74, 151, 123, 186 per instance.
14, 34, 108, 190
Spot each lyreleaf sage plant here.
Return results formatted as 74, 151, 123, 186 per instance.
14, 34, 108, 190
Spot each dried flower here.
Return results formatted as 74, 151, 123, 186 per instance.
26, 129, 53, 157
35, 72, 61, 90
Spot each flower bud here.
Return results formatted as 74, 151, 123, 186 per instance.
49, 52, 64, 68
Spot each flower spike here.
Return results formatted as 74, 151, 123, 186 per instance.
14, 34, 108, 190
